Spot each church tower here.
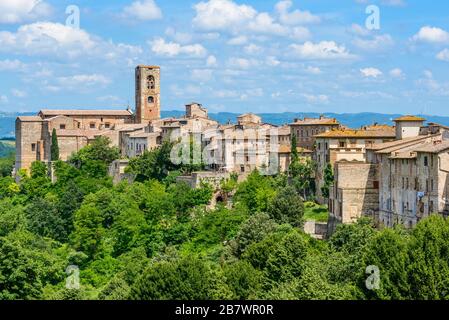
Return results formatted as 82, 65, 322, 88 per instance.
135, 65, 161, 123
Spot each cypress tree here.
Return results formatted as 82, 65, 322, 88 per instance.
51, 128, 60, 161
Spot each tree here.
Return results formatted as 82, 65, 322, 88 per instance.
232, 213, 278, 257
234, 171, 276, 214
289, 158, 316, 200
129, 256, 231, 300
407, 215, 449, 300
25, 197, 67, 242
290, 134, 299, 164
69, 136, 119, 169
243, 227, 312, 283
51, 128, 60, 161
223, 261, 265, 299
321, 163, 334, 199
0, 152, 15, 177
127, 141, 177, 181
361, 228, 410, 300
267, 186, 305, 228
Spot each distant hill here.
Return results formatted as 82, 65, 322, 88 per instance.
0, 140, 14, 158
2, 110, 449, 138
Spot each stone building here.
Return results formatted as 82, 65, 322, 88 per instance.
289, 115, 340, 151
367, 132, 449, 228
314, 125, 396, 203
15, 65, 161, 173
327, 117, 449, 232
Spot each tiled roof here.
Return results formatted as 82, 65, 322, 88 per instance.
393, 115, 426, 122
39, 109, 133, 117
17, 116, 43, 122
369, 135, 434, 152
413, 140, 449, 154
290, 117, 339, 126
316, 127, 395, 138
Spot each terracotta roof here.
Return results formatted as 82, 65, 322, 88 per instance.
413, 140, 449, 154
316, 127, 395, 138
39, 109, 133, 117
17, 116, 43, 122
128, 132, 160, 139
394, 115, 426, 122
290, 117, 339, 126
370, 135, 436, 153
55, 129, 102, 139
277, 145, 312, 153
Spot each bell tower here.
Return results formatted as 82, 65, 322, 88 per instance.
135, 65, 161, 123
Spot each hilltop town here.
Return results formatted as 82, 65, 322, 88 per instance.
14, 65, 449, 236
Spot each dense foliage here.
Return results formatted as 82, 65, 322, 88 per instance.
0, 137, 449, 300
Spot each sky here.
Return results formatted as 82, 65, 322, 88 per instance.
1, 0, 449, 116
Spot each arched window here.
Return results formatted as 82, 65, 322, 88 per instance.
146, 75, 155, 90
148, 96, 154, 104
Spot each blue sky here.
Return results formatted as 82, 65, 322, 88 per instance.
1, 0, 449, 115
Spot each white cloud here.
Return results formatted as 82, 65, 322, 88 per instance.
412, 26, 449, 44
437, 49, 449, 62
0, 22, 95, 58
227, 57, 259, 69
12, 89, 27, 98
0, 22, 144, 64
58, 74, 111, 87
349, 23, 370, 37
266, 56, 280, 66
150, 37, 207, 57
360, 67, 383, 78
244, 43, 263, 54
0, 95, 9, 104
206, 55, 217, 66
227, 35, 248, 45
165, 27, 192, 44
191, 69, 213, 81
193, 0, 257, 31
353, 34, 394, 50
0, 59, 26, 71
289, 41, 354, 60
193, 0, 309, 39
291, 26, 311, 41
355, 0, 405, 6
302, 93, 329, 104
389, 68, 404, 78
0, 0, 52, 24
306, 66, 322, 74
275, 0, 320, 25
247, 12, 289, 36
123, 0, 162, 21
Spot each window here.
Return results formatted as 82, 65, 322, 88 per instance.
148, 96, 154, 104
430, 201, 434, 214
240, 166, 245, 173
318, 143, 321, 150
339, 141, 346, 148
90, 123, 96, 129
105, 123, 111, 129
59, 124, 66, 130
431, 179, 435, 191
424, 156, 429, 167
31, 143, 36, 152
147, 75, 155, 90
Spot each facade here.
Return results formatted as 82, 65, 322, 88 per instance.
15, 65, 161, 173
289, 115, 340, 150
135, 65, 161, 123
314, 125, 396, 203
327, 118, 449, 233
